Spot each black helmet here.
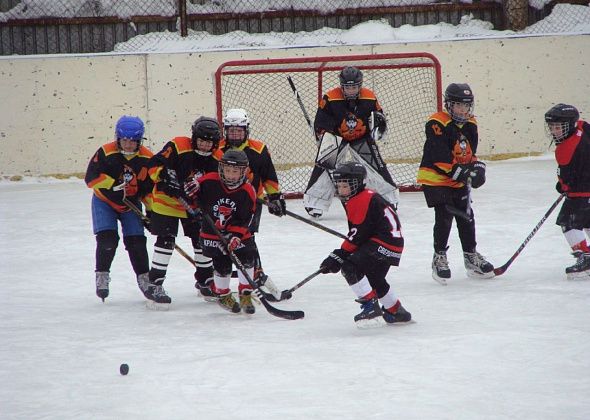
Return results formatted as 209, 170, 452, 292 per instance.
339, 66, 363, 100
219, 149, 249, 189
332, 161, 367, 201
544, 103, 579, 144
444, 83, 474, 124
192, 117, 221, 155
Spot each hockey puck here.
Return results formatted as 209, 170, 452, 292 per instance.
280, 290, 293, 300
119, 363, 129, 375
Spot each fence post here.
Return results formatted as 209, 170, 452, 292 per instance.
179, 0, 188, 37
502, 0, 529, 30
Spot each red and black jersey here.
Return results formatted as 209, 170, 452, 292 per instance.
148, 136, 219, 217
556, 121, 590, 197
195, 172, 257, 241
417, 111, 479, 188
215, 138, 281, 199
314, 87, 383, 143
85, 141, 153, 213
340, 189, 404, 266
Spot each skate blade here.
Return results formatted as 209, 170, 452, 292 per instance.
566, 271, 590, 280
466, 270, 495, 279
432, 273, 448, 285
145, 300, 170, 311
355, 317, 385, 329
385, 319, 417, 326
197, 290, 218, 302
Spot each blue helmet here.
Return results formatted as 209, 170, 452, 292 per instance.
115, 115, 145, 141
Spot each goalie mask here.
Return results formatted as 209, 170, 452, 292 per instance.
444, 83, 474, 124
332, 161, 367, 202
191, 116, 221, 156
339, 66, 363, 100
219, 149, 249, 190
544, 103, 579, 145
223, 108, 250, 147
115, 115, 145, 155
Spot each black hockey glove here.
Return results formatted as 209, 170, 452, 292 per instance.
555, 181, 564, 194
450, 163, 471, 184
469, 161, 486, 189
157, 168, 182, 198
267, 193, 286, 217
320, 249, 349, 274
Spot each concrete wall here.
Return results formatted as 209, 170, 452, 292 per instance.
0, 34, 588, 176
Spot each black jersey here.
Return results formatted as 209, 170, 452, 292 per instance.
556, 120, 590, 197
196, 172, 257, 241
340, 189, 404, 266
85, 141, 153, 213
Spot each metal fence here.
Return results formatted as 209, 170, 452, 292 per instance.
0, 0, 586, 55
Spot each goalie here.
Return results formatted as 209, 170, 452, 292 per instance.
303, 66, 399, 218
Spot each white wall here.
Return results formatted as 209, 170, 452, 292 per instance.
0, 34, 588, 176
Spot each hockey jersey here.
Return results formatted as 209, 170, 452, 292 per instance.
416, 111, 479, 188
85, 141, 153, 213
148, 136, 219, 218
555, 120, 590, 197
340, 189, 404, 266
314, 87, 383, 143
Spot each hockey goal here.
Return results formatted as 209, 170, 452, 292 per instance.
214, 52, 442, 196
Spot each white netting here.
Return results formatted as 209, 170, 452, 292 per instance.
215, 53, 442, 195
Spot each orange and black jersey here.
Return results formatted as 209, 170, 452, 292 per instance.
555, 120, 590, 197
85, 141, 153, 213
417, 111, 479, 188
340, 189, 404, 266
215, 138, 281, 200
148, 136, 219, 218
314, 87, 383, 143
195, 172, 257, 241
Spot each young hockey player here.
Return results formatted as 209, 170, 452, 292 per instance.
417, 83, 493, 285
545, 103, 590, 279
318, 161, 411, 327
214, 108, 285, 296
304, 66, 398, 218
85, 115, 153, 301
145, 116, 221, 308
185, 149, 258, 314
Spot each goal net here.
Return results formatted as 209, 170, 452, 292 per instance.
215, 53, 442, 196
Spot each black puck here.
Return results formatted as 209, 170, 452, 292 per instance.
119, 363, 129, 375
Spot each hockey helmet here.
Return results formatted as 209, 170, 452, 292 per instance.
444, 83, 474, 124
332, 161, 367, 201
219, 149, 249, 189
223, 108, 250, 147
115, 115, 145, 155
339, 66, 363, 100
544, 103, 579, 144
191, 116, 221, 155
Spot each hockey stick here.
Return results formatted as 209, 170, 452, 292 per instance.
122, 197, 199, 269
277, 269, 323, 301
201, 211, 305, 320
493, 193, 565, 276
258, 199, 347, 240
287, 75, 316, 141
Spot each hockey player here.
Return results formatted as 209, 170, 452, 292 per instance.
213, 108, 285, 294
185, 149, 258, 314
303, 66, 398, 218
145, 116, 221, 307
319, 161, 411, 327
545, 103, 590, 279
416, 83, 493, 285
85, 115, 153, 301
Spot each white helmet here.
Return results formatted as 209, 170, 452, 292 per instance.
223, 108, 250, 147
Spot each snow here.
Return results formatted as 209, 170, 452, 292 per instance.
2, 155, 590, 419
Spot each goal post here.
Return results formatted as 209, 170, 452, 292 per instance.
214, 52, 442, 196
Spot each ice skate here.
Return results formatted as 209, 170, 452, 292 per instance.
566, 253, 590, 280
432, 250, 451, 285
136, 273, 151, 298
218, 291, 241, 313
239, 289, 256, 314
305, 207, 323, 219
382, 304, 412, 324
95, 271, 110, 302
195, 278, 217, 302
464, 251, 495, 279
145, 283, 171, 310
353, 296, 383, 328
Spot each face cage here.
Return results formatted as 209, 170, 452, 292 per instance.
341, 82, 362, 100
225, 125, 248, 147
117, 138, 142, 155
334, 177, 363, 201
219, 163, 247, 189
445, 100, 474, 124
545, 121, 571, 144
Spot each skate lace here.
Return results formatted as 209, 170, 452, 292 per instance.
465, 252, 487, 267
96, 273, 110, 289
240, 293, 253, 307
433, 253, 449, 270
220, 293, 237, 307
152, 285, 169, 298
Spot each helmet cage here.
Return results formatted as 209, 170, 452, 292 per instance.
445, 100, 475, 124
219, 150, 249, 189
339, 67, 363, 100
544, 104, 579, 145
332, 162, 367, 202
545, 121, 573, 144
191, 117, 221, 155
224, 108, 250, 147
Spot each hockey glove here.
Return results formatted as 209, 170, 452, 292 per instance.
469, 161, 486, 189
320, 249, 349, 274
369, 111, 387, 141
450, 163, 472, 184
267, 193, 286, 217
184, 176, 200, 199
158, 168, 182, 198
555, 181, 564, 194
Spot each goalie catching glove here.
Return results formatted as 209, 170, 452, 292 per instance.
320, 249, 350, 274
369, 111, 387, 141
267, 193, 286, 217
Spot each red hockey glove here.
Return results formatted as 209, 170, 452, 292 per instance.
184, 176, 200, 199
227, 236, 241, 251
